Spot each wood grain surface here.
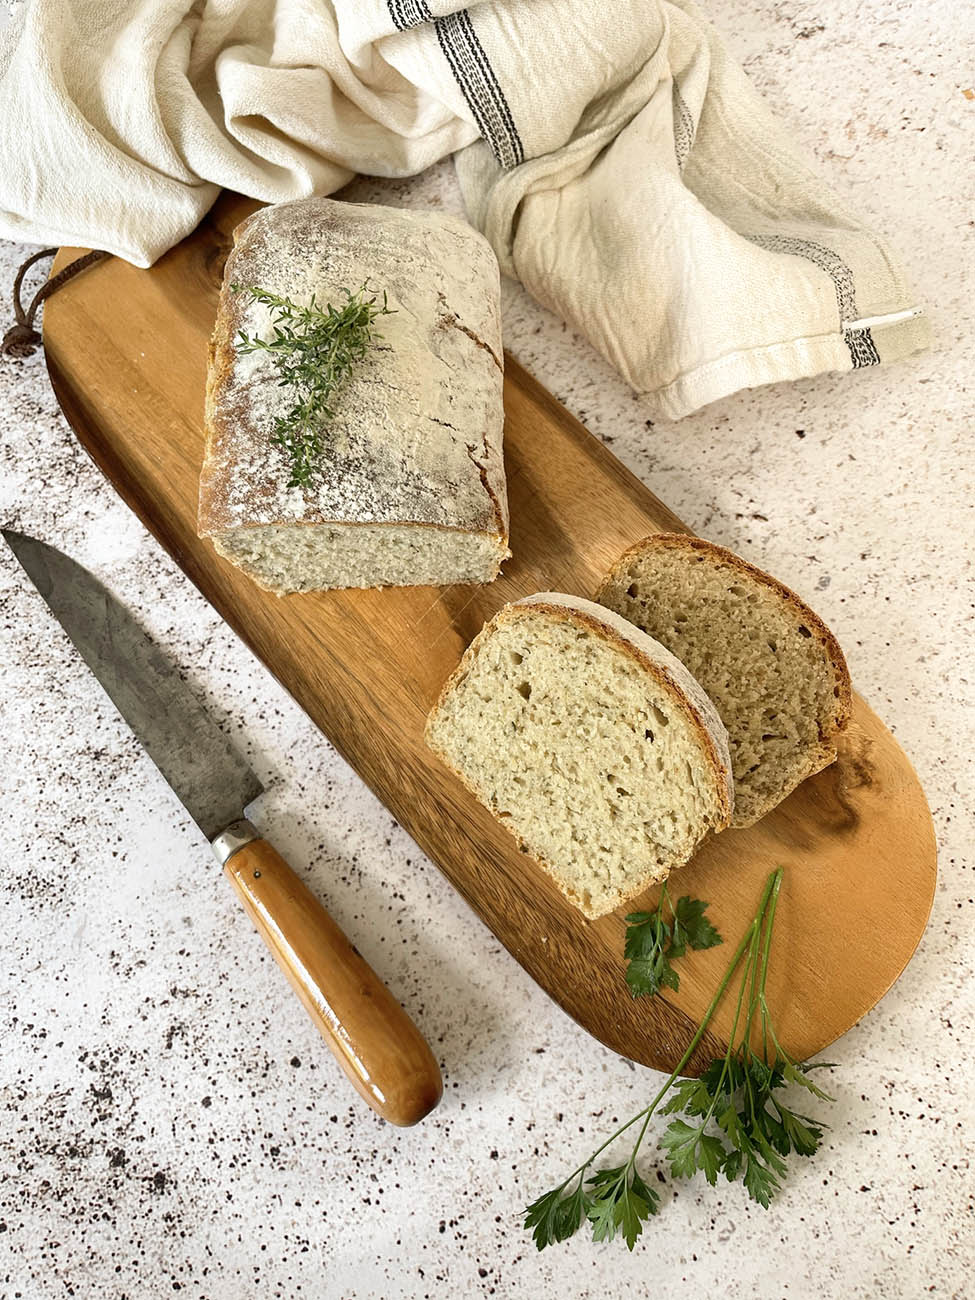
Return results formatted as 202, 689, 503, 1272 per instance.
41, 191, 937, 1073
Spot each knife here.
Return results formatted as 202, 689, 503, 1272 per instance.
3, 530, 442, 1127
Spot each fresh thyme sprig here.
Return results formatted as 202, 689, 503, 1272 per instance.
624, 885, 722, 999
232, 282, 393, 489
524, 868, 834, 1251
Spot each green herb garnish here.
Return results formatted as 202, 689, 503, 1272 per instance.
624, 886, 722, 999
525, 868, 834, 1251
232, 282, 393, 488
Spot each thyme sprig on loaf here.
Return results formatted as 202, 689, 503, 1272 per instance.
232, 282, 393, 489
525, 868, 835, 1251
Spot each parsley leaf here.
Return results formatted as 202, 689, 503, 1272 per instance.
783, 1059, 836, 1101
660, 1076, 711, 1117
742, 1150, 781, 1208
625, 951, 680, 999
586, 1167, 659, 1250
623, 911, 668, 961
524, 1178, 592, 1250
624, 888, 723, 999
658, 1049, 831, 1209
777, 1106, 823, 1157
670, 895, 724, 957
523, 1186, 566, 1251
660, 1118, 727, 1185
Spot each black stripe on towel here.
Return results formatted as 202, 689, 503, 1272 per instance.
672, 84, 695, 172
387, 0, 433, 31
746, 233, 880, 367
385, 4, 524, 170
435, 10, 525, 169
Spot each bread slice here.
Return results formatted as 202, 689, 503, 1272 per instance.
597, 534, 852, 828
425, 593, 733, 919
199, 197, 509, 594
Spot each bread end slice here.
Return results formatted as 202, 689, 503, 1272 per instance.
425, 593, 733, 919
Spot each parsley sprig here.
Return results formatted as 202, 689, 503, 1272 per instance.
624, 885, 722, 998
525, 868, 834, 1251
232, 282, 393, 489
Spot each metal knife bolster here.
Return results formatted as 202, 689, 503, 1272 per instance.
211, 818, 261, 866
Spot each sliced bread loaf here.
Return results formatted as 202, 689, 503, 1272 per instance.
199, 197, 508, 593
596, 534, 852, 828
425, 593, 733, 919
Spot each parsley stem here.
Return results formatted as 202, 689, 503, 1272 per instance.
551, 871, 785, 1189
557, 915, 762, 1192
661, 882, 675, 922
755, 869, 783, 1062
739, 868, 781, 1057
756, 868, 782, 999
525, 866, 833, 1247
622, 911, 762, 1174
759, 1000, 794, 1069
744, 919, 764, 1057
621, 869, 781, 1173
703, 910, 761, 1120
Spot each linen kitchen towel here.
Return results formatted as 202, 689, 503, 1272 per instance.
0, 0, 928, 418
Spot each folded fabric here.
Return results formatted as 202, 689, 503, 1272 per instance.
0, 0, 928, 418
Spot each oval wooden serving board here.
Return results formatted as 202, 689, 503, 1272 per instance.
42, 192, 936, 1073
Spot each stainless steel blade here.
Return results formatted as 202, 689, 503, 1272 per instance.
3, 530, 263, 841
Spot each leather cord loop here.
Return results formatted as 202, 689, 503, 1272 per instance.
3, 247, 110, 357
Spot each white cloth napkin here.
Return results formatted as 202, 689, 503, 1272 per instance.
0, 0, 928, 418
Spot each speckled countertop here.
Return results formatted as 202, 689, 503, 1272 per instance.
1, 2, 972, 1297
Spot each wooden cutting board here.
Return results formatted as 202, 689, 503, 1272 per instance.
41, 191, 936, 1073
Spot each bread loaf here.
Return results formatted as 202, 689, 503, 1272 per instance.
199, 198, 509, 593
425, 593, 733, 919
597, 533, 852, 827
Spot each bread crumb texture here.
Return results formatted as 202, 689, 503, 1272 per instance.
199, 197, 508, 592
212, 521, 505, 595
598, 534, 852, 827
426, 594, 732, 919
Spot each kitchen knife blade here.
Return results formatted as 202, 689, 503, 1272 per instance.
3, 529, 262, 840
4, 530, 442, 1126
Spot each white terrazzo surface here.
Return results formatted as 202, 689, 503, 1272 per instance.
0, 2, 972, 1297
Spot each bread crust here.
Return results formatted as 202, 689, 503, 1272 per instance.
425, 593, 735, 918
199, 197, 508, 563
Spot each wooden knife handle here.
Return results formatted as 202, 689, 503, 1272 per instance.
221, 833, 442, 1126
